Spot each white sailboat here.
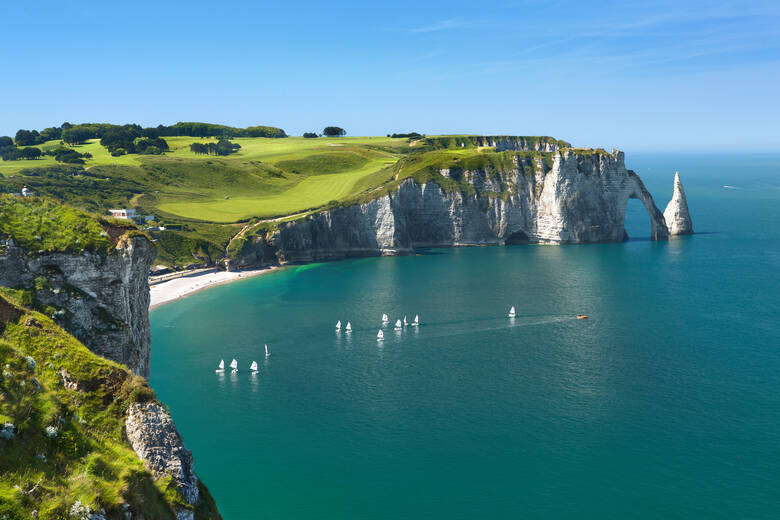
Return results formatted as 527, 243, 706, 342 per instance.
394, 319, 402, 330
345, 322, 352, 332
412, 315, 419, 326
382, 313, 389, 324
250, 360, 258, 373
215, 359, 225, 373
265, 344, 270, 358
230, 358, 238, 373
377, 329, 384, 341
508, 306, 516, 318
403, 316, 408, 326
335, 320, 342, 331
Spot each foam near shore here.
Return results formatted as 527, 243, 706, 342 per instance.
149, 267, 278, 309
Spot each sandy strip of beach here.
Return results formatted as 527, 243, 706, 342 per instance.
149, 267, 279, 309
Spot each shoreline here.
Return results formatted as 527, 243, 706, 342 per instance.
149, 266, 281, 310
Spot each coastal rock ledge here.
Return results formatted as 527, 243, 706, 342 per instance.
126, 402, 200, 520
663, 172, 694, 235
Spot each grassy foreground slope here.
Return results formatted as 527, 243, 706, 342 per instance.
0, 289, 220, 519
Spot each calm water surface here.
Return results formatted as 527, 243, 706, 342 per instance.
151, 154, 780, 519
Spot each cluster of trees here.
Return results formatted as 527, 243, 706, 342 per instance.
166, 122, 286, 138
189, 139, 242, 156
322, 126, 346, 137
1, 135, 41, 161
11, 121, 287, 147
303, 132, 319, 138
388, 132, 424, 139
99, 127, 170, 156
47, 147, 92, 164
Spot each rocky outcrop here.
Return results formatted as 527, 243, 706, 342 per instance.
0, 234, 155, 377
664, 172, 693, 235
254, 149, 669, 264
125, 402, 199, 519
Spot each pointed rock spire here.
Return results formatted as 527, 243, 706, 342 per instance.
663, 172, 693, 235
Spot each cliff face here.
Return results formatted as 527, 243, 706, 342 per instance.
0, 234, 154, 377
664, 171, 694, 235
252, 149, 669, 264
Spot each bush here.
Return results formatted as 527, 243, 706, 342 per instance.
322, 126, 346, 137
303, 132, 319, 138
110, 148, 126, 157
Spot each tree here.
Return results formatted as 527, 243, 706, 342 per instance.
14, 129, 39, 146
303, 132, 319, 138
322, 126, 346, 137
0, 136, 13, 149
62, 128, 92, 145
40, 126, 63, 142
20, 147, 42, 160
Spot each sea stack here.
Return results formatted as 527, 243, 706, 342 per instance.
663, 172, 693, 235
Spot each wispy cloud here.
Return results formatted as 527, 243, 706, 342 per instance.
410, 18, 471, 33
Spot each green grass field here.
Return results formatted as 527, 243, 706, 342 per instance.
0, 136, 404, 222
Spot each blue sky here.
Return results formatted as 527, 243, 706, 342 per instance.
1, 0, 778, 151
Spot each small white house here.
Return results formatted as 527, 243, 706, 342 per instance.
109, 208, 136, 220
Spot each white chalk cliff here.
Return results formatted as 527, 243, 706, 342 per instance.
230, 147, 672, 266
663, 171, 693, 235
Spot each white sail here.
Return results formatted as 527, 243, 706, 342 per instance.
346, 322, 352, 332
216, 359, 225, 372
335, 320, 341, 330
377, 329, 384, 340
413, 315, 419, 325
394, 319, 402, 329
230, 358, 238, 370
250, 361, 258, 371
265, 344, 269, 357
508, 306, 516, 318
403, 316, 408, 326
382, 313, 388, 323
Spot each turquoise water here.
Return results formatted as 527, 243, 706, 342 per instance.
151, 154, 780, 519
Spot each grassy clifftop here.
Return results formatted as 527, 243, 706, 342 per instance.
0, 288, 220, 519
1, 133, 599, 267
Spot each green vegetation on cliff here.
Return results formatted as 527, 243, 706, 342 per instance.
0, 128, 592, 267
0, 290, 221, 519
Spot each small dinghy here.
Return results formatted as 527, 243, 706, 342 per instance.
230, 358, 238, 373
265, 344, 270, 357
382, 313, 389, 324
394, 319, 402, 330
508, 306, 516, 318
577, 314, 589, 320
215, 359, 225, 373
335, 320, 342, 331
377, 329, 384, 341
250, 360, 259, 373
403, 316, 408, 326
412, 315, 419, 326
345, 322, 352, 333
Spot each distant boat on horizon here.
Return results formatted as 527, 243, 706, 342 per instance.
394, 319, 402, 330
412, 315, 419, 326
215, 359, 225, 373
265, 344, 270, 357
403, 316, 408, 326
250, 360, 258, 373
508, 306, 516, 318
230, 358, 238, 373
377, 329, 384, 341
346, 322, 352, 332
382, 313, 389, 324
335, 320, 341, 331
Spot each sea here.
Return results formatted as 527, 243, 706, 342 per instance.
150, 153, 780, 519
